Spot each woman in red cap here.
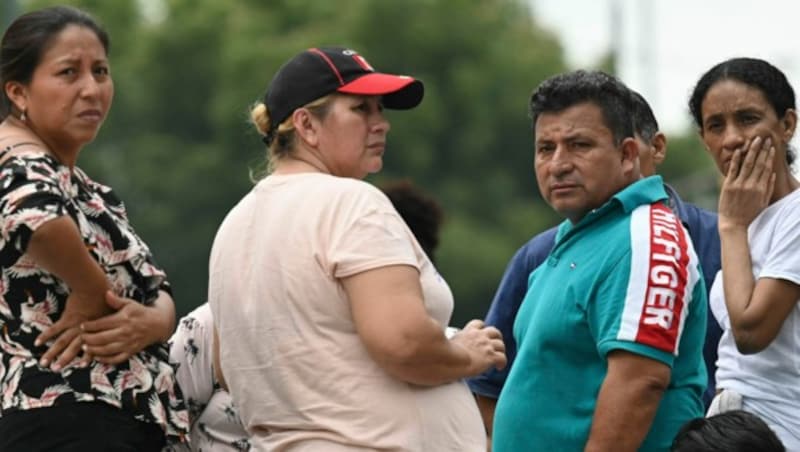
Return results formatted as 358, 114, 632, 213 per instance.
208, 47, 505, 451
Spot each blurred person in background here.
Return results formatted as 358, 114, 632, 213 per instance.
689, 57, 800, 449
379, 179, 444, 263
208, 47, 505, 451
0, 6, 187, 451
168, 301, 250, 452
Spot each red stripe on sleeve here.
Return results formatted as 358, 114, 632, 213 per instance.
634, 203, 689, 354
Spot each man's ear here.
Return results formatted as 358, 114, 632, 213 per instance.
620, 136, 639, 176
651, 132, 667, 166
291, 108, 318, 148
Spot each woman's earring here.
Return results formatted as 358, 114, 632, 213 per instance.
20, 109, 26, 122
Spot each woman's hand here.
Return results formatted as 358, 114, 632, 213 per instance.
718, 136, 776, 231
450, 319, 507, 375
347, 265, 506, 385
27, 216, 113, 370
35, 291, 99, 371
80, 291, 175, 365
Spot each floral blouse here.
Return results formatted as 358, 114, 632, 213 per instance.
0, 145, 188, 439
168, 303, 250, 451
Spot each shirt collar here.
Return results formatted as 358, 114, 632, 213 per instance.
612, 175, 668, 213
556, 176, 668, 240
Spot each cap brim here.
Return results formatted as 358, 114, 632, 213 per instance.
337, 73, 424, 109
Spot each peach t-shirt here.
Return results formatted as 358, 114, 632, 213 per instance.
209, 173, 485, 451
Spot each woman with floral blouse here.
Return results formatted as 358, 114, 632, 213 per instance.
0, 6, 187, 450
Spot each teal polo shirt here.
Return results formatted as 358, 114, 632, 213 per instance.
493, 176, 707, 452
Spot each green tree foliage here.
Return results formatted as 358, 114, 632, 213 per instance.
13, 0, 717, 328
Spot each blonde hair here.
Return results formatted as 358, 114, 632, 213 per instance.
249, 94, 336, 176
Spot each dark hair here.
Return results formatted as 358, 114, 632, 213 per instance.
671, 411, 785, 452
529, 70, 635, 146
1, 6, 110, 118
688, 57, 796, 164
631, 90, 659, 144
381, 180, 444, 263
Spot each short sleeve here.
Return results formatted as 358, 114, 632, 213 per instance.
169, 303, 216, 425
329, 191, 419, 279
72, 168, 172, 304
758, 204, 800, 285
592, 204, 698, 367
0, 155, 68, 254
590, 253, 675, 367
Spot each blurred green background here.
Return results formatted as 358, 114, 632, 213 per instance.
3, 0, 718, 325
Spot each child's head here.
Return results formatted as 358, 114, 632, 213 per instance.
671, 410, 784, 452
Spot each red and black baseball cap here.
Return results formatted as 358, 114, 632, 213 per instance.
264, 47, 424, 139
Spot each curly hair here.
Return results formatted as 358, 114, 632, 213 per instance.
380, 180, 444, 263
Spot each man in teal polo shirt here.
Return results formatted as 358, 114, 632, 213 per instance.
493, 71, 706, 451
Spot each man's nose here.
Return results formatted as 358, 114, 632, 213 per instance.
550, 145, 573, 175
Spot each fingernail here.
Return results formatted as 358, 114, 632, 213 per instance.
50, 363, 60, 371
39, 358, 48, 367
82, 344, 88, 351
34, 339, 41, 347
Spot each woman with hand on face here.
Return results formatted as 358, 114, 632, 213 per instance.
208, 47, 506, 451
689, 57, 800, 448
0, 6, 187, 450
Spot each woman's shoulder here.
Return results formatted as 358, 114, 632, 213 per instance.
783, 186, 800, 205
307, 173, 381, 193
70, 165, 115, 194
283, 173, 388, 204
0, 130, 50, 157
0, 145, 67, 200
0, 143, 59, 171
0, 137, 109, 191
765, 186, 800, 220
753, 187, 800, 237
329, 177, 394, 211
